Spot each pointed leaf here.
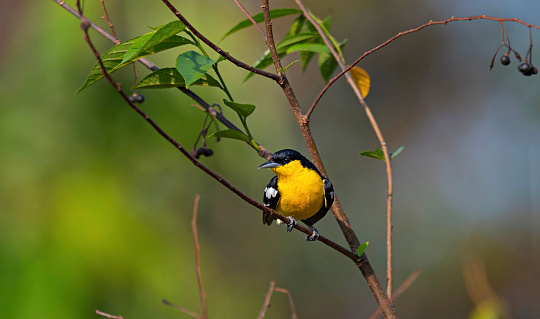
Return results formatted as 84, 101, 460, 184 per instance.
318, 39, 347, 83
350, 66, 370, 98
360, 147, 405, 161
356, 242, 369, 259
121, 20, 187, 65
360, 148, 385, 161
221, 8, 302, 40
132, 68, 222, 90
208, 129, 251, 143
244, 33, 319, 82
176, 51, 221, 88
77, 34, 191, 93
223, 100, 256, 118
390, 146, 405, 159
286, 43, 330, 54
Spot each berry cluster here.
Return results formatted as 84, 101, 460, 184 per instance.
128, 93, 145, 103
490, 25, 537, 76
191, 147, 214, 159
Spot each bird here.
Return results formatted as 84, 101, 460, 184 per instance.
258, 149, 334, 241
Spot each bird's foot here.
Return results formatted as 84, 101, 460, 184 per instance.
305, 229, 320, 242
286, 217, 297, 232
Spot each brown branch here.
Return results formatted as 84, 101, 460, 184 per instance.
313, 15, 540, 112
160, 0, 280, 81
98, 0, 119, 44
257, 280, 275, 319
257, 281, 298, 319
232, 0, 267, 40
162, 299, 203, 318
96, 310, 124, 319
274, 287, 298, 319
367, 269, 421, 319
191, 195, 208, 319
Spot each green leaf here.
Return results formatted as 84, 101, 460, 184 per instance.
360, 146, 405, 161
286, 43, 330, 54
280, 60, 299, 74
244, 33, 319, 82
176, 51, 222, 88
121, 20, 187, 65
221, 8, 302, 40
391, 146, 405, 159
356, 242, 369, 258
77, 34, 191, 93
208, 129, 251, 143
318, 39, 347, 84
360, 148, 385, 161
223, 100, 256, 118
131, 68, 222, 90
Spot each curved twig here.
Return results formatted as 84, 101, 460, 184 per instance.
160, 0, 280, 81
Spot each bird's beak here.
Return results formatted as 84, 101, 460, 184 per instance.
258, 161, 282, 169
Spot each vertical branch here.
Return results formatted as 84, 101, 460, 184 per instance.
98, 0, 119, 44
191, 195, 208, 319
257, 281, 276, 319
274, 287, 298, 319
293, 0, 395, 299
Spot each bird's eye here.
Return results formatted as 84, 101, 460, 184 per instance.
283, 157, 291, 164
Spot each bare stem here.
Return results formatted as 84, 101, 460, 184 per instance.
367, 269, 421, 319
232, 0, 267, 40
191, 195, 208, 319
96, 310, 124, 319
98, 0, 119, 44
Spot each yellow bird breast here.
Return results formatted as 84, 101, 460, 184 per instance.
272, 161, 324, 220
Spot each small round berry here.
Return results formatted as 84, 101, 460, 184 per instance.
500, 55, 510, 66
135, 94, 145, 103
128, 95, 136, 103
518, 63, 532, 75
202, 148, 214, 157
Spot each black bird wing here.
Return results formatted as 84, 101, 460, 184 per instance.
302, 178, 334, 226
262, 176, 280, 226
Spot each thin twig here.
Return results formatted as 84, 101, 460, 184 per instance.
96, 310, 124, 319
191, 195, 208, 319
257, 282, 299, 319
313, 15, 540, 112
274, 287, 298, 319
232, 0, 267, 40
257, 281, 275, 319
367, 269, 421, 319
98, 0, 119, 44
160, 0, 280, 81
163, 299, 203, 318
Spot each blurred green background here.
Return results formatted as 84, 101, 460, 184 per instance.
1, 0, 539, 318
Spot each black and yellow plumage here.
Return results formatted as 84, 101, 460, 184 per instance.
258, 149, 334, 241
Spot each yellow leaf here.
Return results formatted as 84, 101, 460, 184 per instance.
350, 66, 370, 98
